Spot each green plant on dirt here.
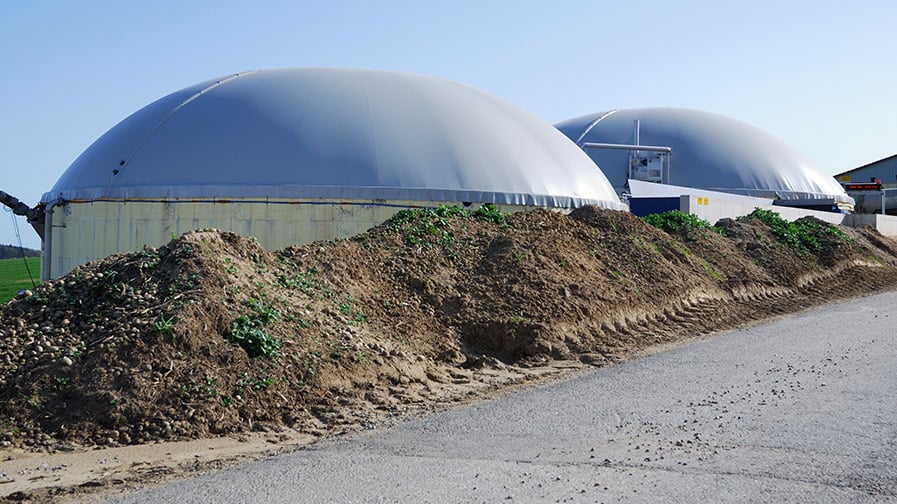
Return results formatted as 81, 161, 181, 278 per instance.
277, 265, 334, 298
178, 243, 196, 257
796, 217, 854, 249
246, 297, 280, 323
471, 203, 508, 225
23, 392, 42, 409
642, 210, 723, 241
866, 253, 887, 266
289, 352, 319, 389
26, 291, 48, 305
228, 298, 282, 359
138, 248, 160, 270
629, 234, 652, 251
302, 358, 316, 378
237, 374, 273, 391
388, 205, 462, 246
155, 315, 177, 335
163, 271, 200, 300
336, 295, 367, 323
336, 298, 352, 315
230, 316, 281, 359
745, 208, 852, 256
68, 344, 85, 360
387, 204, 510, 246
89, 270, 120, 295
699, 259, 725, 281
206, 377, 220, 397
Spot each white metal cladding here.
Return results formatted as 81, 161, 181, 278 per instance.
555, 107, 852, 206
42, 68, 625, 211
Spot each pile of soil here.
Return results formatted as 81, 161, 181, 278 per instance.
2, 206, 897, 453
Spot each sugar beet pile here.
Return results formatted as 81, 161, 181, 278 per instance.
2, 206, 897, 451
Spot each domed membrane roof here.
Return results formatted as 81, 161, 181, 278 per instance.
555, 107, 851, 205
44, 68, 624, 210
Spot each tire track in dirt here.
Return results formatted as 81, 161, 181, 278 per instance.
592, 261, 897, 361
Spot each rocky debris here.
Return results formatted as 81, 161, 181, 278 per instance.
1, 206, 896, 453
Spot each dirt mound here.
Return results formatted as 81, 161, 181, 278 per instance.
2, 206, 897, 453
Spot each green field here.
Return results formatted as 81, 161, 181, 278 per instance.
0, 257, 40, 302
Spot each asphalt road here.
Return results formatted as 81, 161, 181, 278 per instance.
110, 291, 897, 503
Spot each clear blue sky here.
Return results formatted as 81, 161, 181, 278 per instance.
2, 0, 896, 249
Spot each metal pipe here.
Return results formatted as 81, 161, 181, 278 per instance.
0, 190, 34, 217
574, 110, 618, 145
582, 142, 672, 153
664, 151, 672, 185
634, 120, 640, 157
0, 190, 45, 239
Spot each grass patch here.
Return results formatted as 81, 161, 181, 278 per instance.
0, 257, 40, 302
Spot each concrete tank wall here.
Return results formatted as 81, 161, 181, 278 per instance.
42, 199, 526, 279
